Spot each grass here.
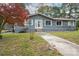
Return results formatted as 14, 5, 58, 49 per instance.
0, 33, 61, 56
51, 30, 79, 45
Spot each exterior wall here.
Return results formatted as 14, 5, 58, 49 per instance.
4, 23, 26, 33
26, 15, 76, 32
14, 26, 26, 33
42, 20, 76, 32
4, 23, 13, 31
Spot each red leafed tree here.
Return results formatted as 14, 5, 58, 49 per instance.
0, 3, 29, 25
0, 3, 29, 39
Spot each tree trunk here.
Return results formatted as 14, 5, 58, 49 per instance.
12, 25, 15, 33
0, 29, 2, 39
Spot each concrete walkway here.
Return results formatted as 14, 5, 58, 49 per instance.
37, 32, 79, 56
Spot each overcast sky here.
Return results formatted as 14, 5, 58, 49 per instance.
25, 3, 62, 14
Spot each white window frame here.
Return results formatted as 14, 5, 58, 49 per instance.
68, 21, 74, 26
73, 21, 75, 26
35, 19, 43, 29
61, 21, 63, 26
45, 20, 52, 26
31, 19, 33, 26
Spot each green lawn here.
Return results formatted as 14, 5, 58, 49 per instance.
0, 33, 61, 56
51, 30, 79, 45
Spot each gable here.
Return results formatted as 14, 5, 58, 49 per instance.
28, 14, 53, 21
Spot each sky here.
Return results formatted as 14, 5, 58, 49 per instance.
25, 3, 62, 14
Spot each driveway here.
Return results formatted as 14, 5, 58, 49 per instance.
37, 32, 79, 56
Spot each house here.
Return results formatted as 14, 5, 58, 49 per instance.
4, 23, 26, 33
26, 14, 76, 32
4, 14, 76, 32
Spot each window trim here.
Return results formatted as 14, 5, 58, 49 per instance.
45, 20, 52, 26
68, 21, 74, 26
31, 19, 33, 26
56, 20, 62, 26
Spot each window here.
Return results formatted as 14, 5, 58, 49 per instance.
68, 21, 74, 26
46, 20, 52, 26
38, 21, 40, 27
63, 21, 68, 26
57, 21, 61, 26
31, 20, 33, 25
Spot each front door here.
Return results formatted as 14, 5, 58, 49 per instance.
35, 20, 43, 29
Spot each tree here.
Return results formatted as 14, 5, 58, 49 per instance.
61, 3, 79, 18
37, 5, 53, 16
52, 6, 61, 17
37, 5, 61, 18
61, 3, 79, 30
0, 3, 29, 39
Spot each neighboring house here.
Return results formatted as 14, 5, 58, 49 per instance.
4, 23, 13, 31
4, 14, 76, 32
4, 23, 26, 33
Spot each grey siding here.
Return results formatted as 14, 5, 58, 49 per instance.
26, 15, 76, 32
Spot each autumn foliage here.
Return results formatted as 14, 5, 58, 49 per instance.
0, 3, 29, 25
